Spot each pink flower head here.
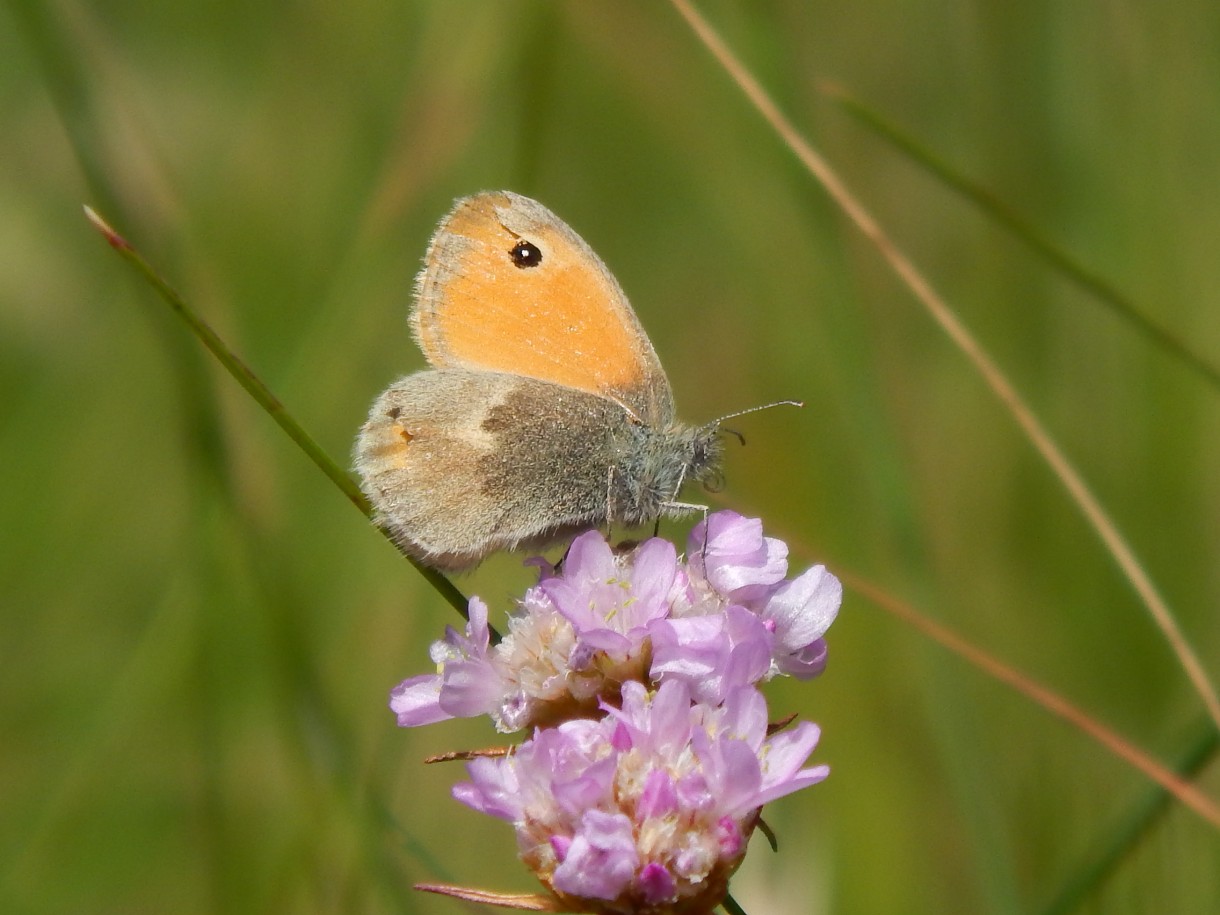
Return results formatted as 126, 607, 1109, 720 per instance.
454, 680, 828, 913
391, 513, 842, 913
388, 512, 843, 732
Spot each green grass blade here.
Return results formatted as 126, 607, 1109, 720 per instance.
826, 87, 1220, 393
83, 207, 470, 619
1038, 717, 1220, 915
7, 0, 245, 504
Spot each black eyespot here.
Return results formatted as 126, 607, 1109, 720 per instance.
509, 240, 543, 268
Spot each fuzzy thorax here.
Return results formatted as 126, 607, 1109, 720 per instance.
608, 421, 725, 527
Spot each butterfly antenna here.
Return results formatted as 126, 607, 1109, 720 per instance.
703, 400, 803, 445
709, 399, 804, 426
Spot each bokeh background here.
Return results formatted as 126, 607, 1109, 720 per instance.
3, 1, 1219, 912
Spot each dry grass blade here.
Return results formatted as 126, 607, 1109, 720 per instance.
841, 569, 1220, 831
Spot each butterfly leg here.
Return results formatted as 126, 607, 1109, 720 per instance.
660, 498, 711, 561
604, 464, 617, 543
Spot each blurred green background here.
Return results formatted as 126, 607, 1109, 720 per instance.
3, 1, 1219, 912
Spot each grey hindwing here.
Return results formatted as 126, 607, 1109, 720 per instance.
476, 378, 631, 533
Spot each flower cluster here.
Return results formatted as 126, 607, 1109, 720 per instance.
392, 512, 841, 914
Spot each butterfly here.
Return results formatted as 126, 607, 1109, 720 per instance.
356, 191, 784, 571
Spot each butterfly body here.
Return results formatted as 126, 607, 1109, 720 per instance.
355, 191, 723, 571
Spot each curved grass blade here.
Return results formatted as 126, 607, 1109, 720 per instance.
7, 0, 241, 510
83, 206, 471, 620
823, 86, 1220, 393
1038, 716, 1220, 915
837, 567, 1220, 831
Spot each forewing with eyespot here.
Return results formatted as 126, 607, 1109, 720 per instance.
412, 191, 674, 425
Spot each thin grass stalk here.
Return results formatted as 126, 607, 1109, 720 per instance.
822, 85, 1220, 393
1038, 716, 1220, 915
83, 207, 470, 620
839, 570, 1220, 831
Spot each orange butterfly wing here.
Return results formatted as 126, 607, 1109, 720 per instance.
411, 191, 673, 424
